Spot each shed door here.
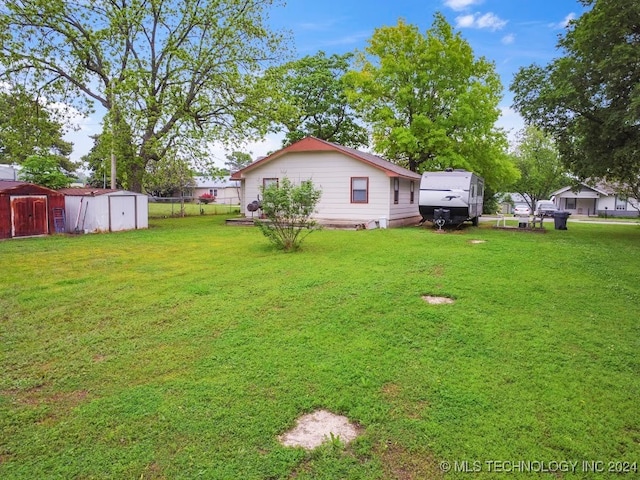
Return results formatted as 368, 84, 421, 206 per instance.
109, 195, 136, 231
11, 195, 49, 237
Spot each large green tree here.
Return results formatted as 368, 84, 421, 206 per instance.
268, 52, 368, 148
0, 87, 73, 170
509, 126, 569, 212
18, 155, 71, 189
511, 0, 640, 188
0, 0, 287, 192
346, 15, 518, 190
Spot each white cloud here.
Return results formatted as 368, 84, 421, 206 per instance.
455, 12, 507, 31
443, 0, 483, 11
549, 12, 576, 29
501, 33, 515, 45
455, 14, 476, 28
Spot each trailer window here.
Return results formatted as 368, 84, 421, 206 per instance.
351, 177, 368, 203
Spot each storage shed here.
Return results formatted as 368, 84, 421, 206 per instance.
0, 180, 66, 239
59, 188, 148, 233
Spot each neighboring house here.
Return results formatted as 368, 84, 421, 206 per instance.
192, 176, 241, 205
0, 180, 66, 239
0, 164, 20, 181
551, 183, 639, 217
230, 136, 422, 228
58, 188, 148, 233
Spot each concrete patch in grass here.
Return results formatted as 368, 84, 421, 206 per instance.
422, 295, 455, 304
279, 409, 360, 450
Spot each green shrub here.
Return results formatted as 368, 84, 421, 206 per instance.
255, 177, 322, 251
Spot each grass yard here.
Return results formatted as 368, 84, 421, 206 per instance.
1, 217, 639, 479
148, 201, 240, 218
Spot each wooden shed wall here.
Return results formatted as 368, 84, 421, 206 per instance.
0, 184, 65, 239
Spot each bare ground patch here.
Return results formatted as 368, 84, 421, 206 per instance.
279, 409, 360, 450
422, 295, 455, 304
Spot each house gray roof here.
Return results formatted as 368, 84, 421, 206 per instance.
194, 176, 239, 188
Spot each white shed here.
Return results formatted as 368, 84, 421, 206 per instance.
59, 188, 148, 233
230, 137, 422, 228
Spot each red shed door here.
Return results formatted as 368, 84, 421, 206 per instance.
11, 195, 49, 237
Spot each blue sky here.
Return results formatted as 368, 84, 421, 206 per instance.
66, 0, 587, 166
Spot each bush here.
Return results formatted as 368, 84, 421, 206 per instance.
255, 177, 322, 251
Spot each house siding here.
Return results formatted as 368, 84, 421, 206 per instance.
241, 151, 395, 222
553, 185, 638, 216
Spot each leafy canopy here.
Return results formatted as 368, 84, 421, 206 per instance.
509, 126, 568, 211
510, 0, 640, 188
0, 87, 73, 171
267, 51, 368, 149
18, 155, 71, 189
256, 178, 322, 252
0, 0, 288, 192
346, 15, 518, 190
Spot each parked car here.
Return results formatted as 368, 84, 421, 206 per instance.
513, 204, 531, 216
534, 200, 559, 217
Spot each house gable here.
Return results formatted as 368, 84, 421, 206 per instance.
231, 137, 420, 181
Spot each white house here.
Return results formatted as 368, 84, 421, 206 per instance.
551, 183, 639, 217
59, 188, 149, 233
230, 137, 422, 228
0, 164, 19, 180
192, 176, 241, 205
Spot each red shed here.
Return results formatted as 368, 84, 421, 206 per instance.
0, 181, 66, 239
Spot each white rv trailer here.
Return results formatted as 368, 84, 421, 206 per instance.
419, 169, 484, 226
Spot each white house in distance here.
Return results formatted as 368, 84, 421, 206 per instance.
551, 183, 639, 217
192, 176, 241, 205
230, 137, 422, 228
58, 188, 148, 233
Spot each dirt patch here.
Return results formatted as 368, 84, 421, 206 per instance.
422, 295, 454, 305
378, 442, 444, 480
469, 239, 486, 244
279, 410, 360, 450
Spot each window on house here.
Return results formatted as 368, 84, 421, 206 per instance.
393, 178, 399, 204
410, 181, 415, 203
351, 177, 368, 203
616, 195, 627, 210
263, 178, 278, 189
213, 189, 218, 197
209, 189, 214, 196
566, 198, 576, 209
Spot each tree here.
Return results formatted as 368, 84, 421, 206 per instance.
225, 151, 253, 174
268, 52, 368, 148
510, 0, 640, 188
0, 0, 288, 192
18, 155, 71, 189
82, 131, 136, 189
346, 15, 518, 190
0, 87, 73, 170
255, 177, 322, 252
143, 156, 196, 199
509, 126, 569, 212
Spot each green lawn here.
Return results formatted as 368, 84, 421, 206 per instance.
1, 217, 639, 479
148, 201, 241, 218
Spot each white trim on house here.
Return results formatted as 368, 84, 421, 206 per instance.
231, 137, 422, 227
551, 183, 639, 216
